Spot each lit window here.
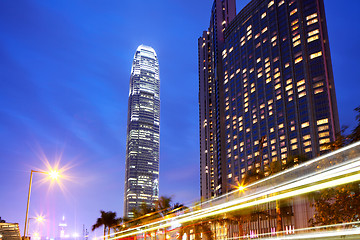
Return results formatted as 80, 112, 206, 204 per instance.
308, 29, 319, 37
291, 144, 298, 150
314, 88, 324, 94
293, 35, 300, 42
262, 27, 268, 34
318, 125, 329, 131
261, 12, 267, 19
295, 56, 303, 64
278, 0, 284, 6
314, 82, 324, 88
306, 13, 318, 21
303, 135, 311, 140
297, 79, 305, 86
307, 18, 318, 25
293, 40, 301, 47
320, 145, 330, 151
310, 51, 322, 59
297, 85, 306, 92
319, 132, 329, 138
303, 141, 311, 147
268, 1, 274, 8
298, 91, 306, 98
317, 118, 328, 125
290, 138, 297, 144
319, 138, 330, 144
291, 19, 299, 26
290, 9, 298, 16
301, 122, 309, 128
308, 35, 319, 43
305, 147, 312, 153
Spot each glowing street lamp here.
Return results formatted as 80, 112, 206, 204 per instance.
49, 170, 60, 180
23, 169, 61, 239
236, 183, 246, 198
237, 184, 246, 192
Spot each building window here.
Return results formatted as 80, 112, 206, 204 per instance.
310, 51, 322, 59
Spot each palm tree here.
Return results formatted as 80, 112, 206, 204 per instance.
155, 196, 172, 217
130, 202, 156, 225
92, 210, 119, 239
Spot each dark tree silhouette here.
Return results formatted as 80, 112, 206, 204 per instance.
92, 211, 120, 239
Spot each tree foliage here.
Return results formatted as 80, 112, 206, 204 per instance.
92, 210, 121, 239
309, 106, 360, 226
309, 183, 360, 226
129, 196, 186, 226
349, 106, 360, 143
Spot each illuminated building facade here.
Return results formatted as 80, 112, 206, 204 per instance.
199, 0, 340, 199
124, 45, 160, 218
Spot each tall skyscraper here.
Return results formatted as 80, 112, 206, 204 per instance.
199, 0, 339, 199
199, 0, 236, 200
124, 45, 160, 218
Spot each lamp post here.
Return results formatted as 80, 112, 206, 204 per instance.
23, 170, 59, 239
26, 216, 45, 237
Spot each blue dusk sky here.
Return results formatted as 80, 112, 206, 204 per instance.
0, 0, 359, 238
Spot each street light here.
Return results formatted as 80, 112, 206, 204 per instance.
23, 170, 60, 239
237, 184, 246, 192
26, 216, 45, 237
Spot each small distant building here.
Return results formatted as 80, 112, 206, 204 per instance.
58, 216, 68, 239
0, 222, 21, 240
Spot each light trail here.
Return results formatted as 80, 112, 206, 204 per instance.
221, 221, 360, 240
110, 142, 360, 239
112, 171, 360, 239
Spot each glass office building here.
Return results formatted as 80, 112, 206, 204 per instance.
124, 45, 160, 218
199, 0, 339, 199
